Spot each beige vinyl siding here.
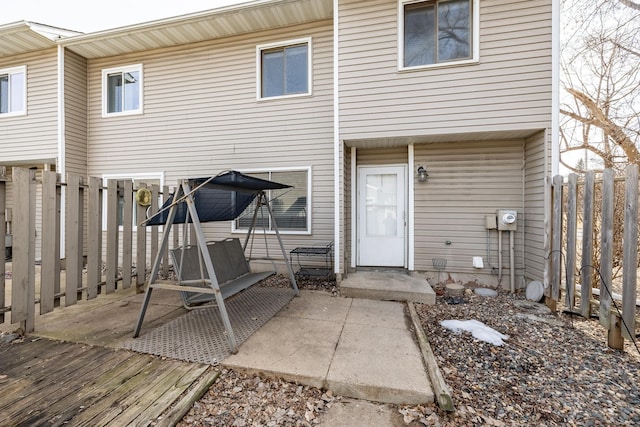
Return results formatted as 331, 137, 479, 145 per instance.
64, 50, 88, 177
338, 0, 552, 140
0, 48, 59, 163
413, 140, 525, 286
356, 147, 407, 165
523, 130, 549, 283
343, 145, 352, 272
86, 20, 334, 260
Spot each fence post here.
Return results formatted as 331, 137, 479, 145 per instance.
41, 171, 61, 314
622, 165, 638, 340
550, 174, 563, 307
565, 174, 578, 312
87, 176, 103, 299
599, 169, 614, 329
122, 180, 133, 289
150, 184, 159, 275
580, 171, 595, 318
12, 167, 36, 332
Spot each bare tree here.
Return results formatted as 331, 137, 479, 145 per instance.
560, 0, 640, 173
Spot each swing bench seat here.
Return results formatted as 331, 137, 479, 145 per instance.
170, 237, 275, 308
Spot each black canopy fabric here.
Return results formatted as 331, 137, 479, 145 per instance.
145, 171, 291, 226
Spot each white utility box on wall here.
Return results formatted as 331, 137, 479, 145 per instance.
497, 209, 517, 231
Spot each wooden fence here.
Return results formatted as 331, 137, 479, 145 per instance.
549, 164, 638, 349
1, 167, 171, 333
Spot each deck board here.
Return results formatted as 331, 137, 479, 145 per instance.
0, 337, 216, 426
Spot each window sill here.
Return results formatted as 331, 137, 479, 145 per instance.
101, 110, 144, 118
398, 58, 479, 73
0, 111, 26, 118
256, 92, 313, 103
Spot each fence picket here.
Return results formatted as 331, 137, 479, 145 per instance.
87, 176, 103, 299
0, 174, 6, 324
122, 180, 133, 289
161, 185, 170, 278
599, 169, 614, 328
136, 184, 147, 292
580, 172, 595, 318
65, 174, 84, 306
622, 165, 638, 340
12, 168, 36, 331
565, 174, 578, 312
551, 175, 563, 302
106, 180, 119, 294
41, 171, 61, 313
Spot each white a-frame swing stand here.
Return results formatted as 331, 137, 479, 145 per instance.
133, 177, 299, 353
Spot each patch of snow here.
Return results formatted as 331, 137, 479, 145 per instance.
440, 319, 509, 346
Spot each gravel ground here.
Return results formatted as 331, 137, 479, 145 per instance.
177, 277, 640, 427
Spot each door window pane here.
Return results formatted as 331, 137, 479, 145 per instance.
365, 174, 398, 237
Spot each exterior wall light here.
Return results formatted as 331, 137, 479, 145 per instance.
417, 166, 428, 182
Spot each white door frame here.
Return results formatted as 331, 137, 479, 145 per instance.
356, 164, 408, 267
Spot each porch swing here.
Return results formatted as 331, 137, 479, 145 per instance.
133, 170, 299, 353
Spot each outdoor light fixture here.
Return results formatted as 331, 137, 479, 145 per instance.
417, 166, 428, 182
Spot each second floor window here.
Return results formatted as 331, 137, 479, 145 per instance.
102, 64, 143, 116
402, 0, 473, 68
258, 38, 312, 99
0, 66, 26, 116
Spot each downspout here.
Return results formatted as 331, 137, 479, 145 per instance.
551, 0, 560, 176
333, 0, 341, 279
57, 44, 66, 259
545, 0, 561, 289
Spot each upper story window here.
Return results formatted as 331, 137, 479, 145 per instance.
0, 66, 26, 116
400, 0, 479, 70
102, 64, 143, 117
234, 168, 311, 234
257, 38, 312, 100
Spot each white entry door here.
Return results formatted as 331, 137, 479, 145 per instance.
357, 166, 406, 267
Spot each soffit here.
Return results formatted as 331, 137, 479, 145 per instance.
344, 129, 545, 149
0, 22, 81, 58
60, 0, 333, 59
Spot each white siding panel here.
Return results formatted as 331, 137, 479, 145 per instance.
338, 0, 552, 140
0, 48, 58, 163
413, 140, 525, 286
87, 21, 335, 257
64, 50, 88, 177
524, 130, 548, 283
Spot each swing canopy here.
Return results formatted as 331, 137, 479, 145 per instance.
145, 170, 291, 226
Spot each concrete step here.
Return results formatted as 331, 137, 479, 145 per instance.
340, 271, 436, 305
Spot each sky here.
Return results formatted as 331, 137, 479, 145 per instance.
3, 0, 248, 33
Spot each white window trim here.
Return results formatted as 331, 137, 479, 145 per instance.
398, 0, 480, 72
256, 37, 313, 101
0, 65, 27, 117
101, 64, 144, 117
101, 172, 164, 231
231, 166, 312, 235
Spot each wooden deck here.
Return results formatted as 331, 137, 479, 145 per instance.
0, 336, 218, 426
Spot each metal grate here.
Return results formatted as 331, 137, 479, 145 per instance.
122, 286, 296, 365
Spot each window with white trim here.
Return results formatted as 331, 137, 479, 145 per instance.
234, 169, 310, 233
0, 66, 26, 116
400, 0, 478, 69
257, 38, 312, 99
102, 64, 143, 116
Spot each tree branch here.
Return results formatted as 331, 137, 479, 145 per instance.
618, 0, 640, 11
